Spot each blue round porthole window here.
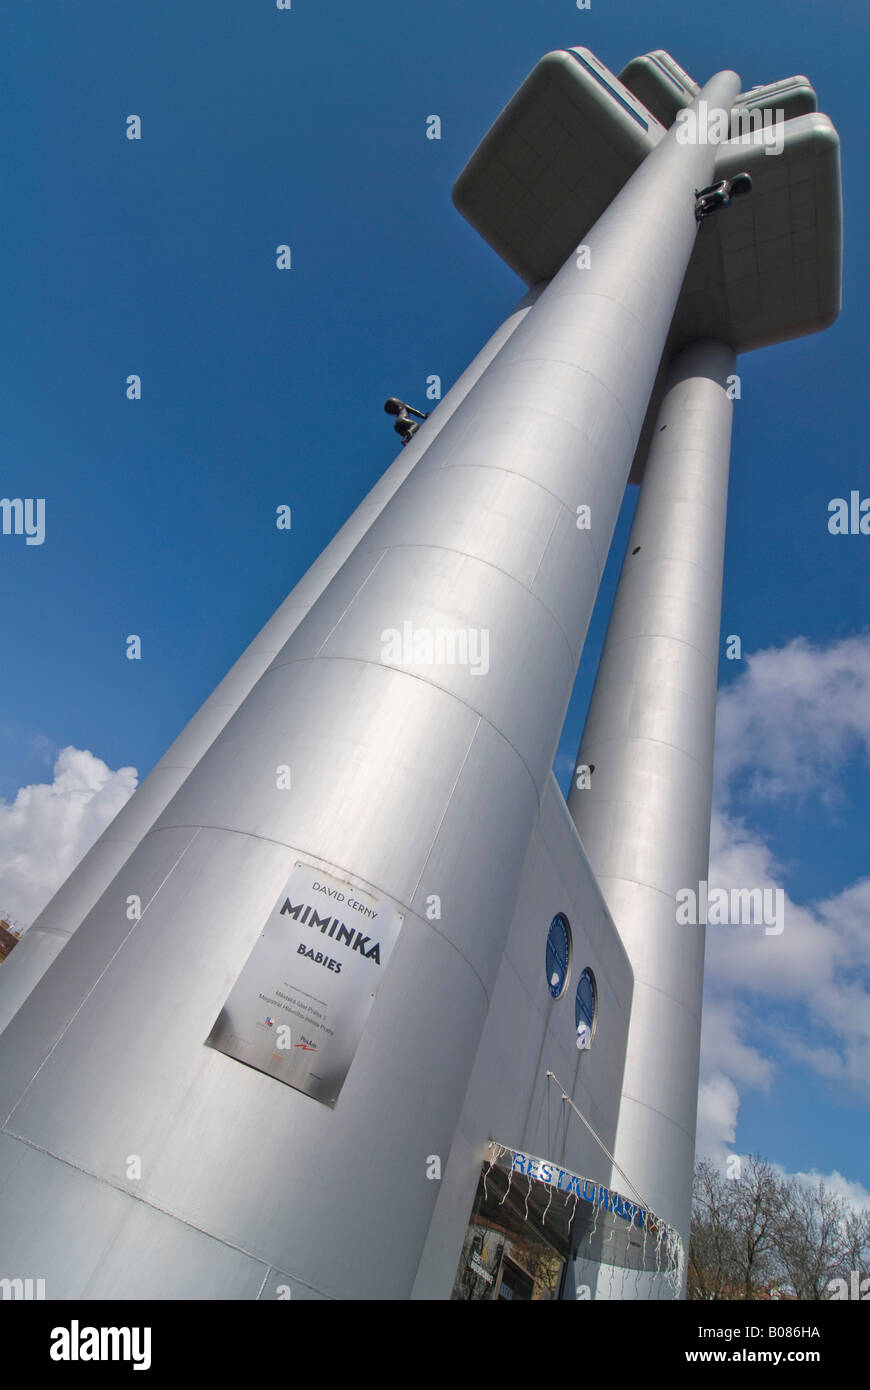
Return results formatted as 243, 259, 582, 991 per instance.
575, 967, 597, 1050
545, 913, 572, 1000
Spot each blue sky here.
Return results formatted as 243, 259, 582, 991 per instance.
1, 1, 868, 1204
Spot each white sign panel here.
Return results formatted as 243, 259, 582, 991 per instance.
206, 861, 404, 1106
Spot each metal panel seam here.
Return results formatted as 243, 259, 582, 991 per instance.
246, 654, 551, 804
0, 1128, 333, 1300
1, 828, 203, 1129
349, 539, 583, 664
312, 548, 388, 658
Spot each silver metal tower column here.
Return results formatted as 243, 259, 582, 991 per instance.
0, 75, 739, 1300
567, 338, 737, 1290
0, 289, 540, 1036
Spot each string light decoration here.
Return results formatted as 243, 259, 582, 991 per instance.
478, 1073, 685, 1299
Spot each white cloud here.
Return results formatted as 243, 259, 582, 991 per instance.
0, 747, 137, 928
703, 810, 870, 1100
705, 812, 855, 996
714, 633, 870, 805
697, 634, 870, 1185
696, 1073, 740, 1166
790, 1169, 870, 1212
700, 997, 774, 1090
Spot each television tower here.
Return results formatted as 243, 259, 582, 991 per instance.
0, 47, 841, 1299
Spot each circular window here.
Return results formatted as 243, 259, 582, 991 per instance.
545, 913, 572, 999
575, 968, 597, 1050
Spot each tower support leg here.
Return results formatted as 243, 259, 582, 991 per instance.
0, 290, 541, 1036
568, 337, 737, 1295
0, 79, 740, 1299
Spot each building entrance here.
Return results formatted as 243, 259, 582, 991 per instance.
451, 1160, 567, 1300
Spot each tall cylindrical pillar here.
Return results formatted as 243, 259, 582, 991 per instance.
0, 77, 740, 1300
0, 289, 540, 1035
567, 337, 737, 1290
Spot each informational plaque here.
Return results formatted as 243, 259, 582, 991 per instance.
206, 860, 404, 1106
